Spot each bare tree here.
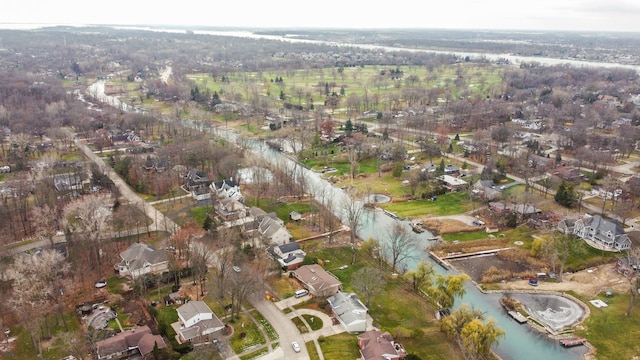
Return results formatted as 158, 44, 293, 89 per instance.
7, 249, 69, 355
63, 194, 112, 279
351, 267, 387, 307
228, 262, 264, 321
211, 227, 240, 300
383, 223, 418, 272
342, 195, 364, 246
31, 204, 60, 248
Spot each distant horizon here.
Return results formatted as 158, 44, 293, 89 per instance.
3, 0, 640, 33
1, 22, 640, 35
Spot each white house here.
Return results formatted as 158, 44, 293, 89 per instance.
172, 301, 225, 344
211, 178, 243, 202
327, 291, 368, 333
571, 214, 631, 251
266, 242, 306, 270
115, 243, 169, 280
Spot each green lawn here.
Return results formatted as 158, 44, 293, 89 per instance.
442, 230, 492, 242
303, 314, 323, 331
380, 191, 472, 218
576, 291, 640, 359
294, 243, 463, 359
317, 332, 361, 360
229, 313, 267, 354
251, 310, 279, 341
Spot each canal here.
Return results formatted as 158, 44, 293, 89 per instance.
208, 126, 588, 360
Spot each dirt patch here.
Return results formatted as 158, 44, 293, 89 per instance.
450, 253, 534, 283
421, 218, 475, 234
451, 254, 629, 298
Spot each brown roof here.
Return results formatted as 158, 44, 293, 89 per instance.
358, 330, 406, 360
293, 264, 341, 295
96, 326, 166, 359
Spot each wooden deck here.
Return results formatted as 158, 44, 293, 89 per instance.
507, 311, 528, 324
560, 338, 586, 348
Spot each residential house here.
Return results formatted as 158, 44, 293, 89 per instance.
557, 218, 576, 234
171, 301, 225, 344
211, 178, 243, 202
548, 166, 581, 182
472, 180, 501, 200
572, 214, 631, 251
444, 164, 460, 175
437, 175, 467, 191
191, 186, 212, 201
142, 155, 168, 173
53, 172, 83, 193
327, 291, 368, 333
214, 197, 248, 222
421, 163, 438, 173
258, 215, 292, 245
184, 169, 212, 192
266, 242, 306, 270
110, 130, 141, 146
357, 330, 407, 360
96, 325, 166, 360
244, 207, 292, 245
488, 202, 541, 218
511, 118, 543, 131
292, 264, 342, 298
115, 243, 169, 280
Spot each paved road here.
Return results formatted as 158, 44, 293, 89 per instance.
74, 138, 179, 235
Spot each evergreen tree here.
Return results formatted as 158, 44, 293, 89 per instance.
555, 181, 576, 208
345, 119, 354, 135
437, 159, 446, 175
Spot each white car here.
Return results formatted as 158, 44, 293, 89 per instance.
292, 341, 301, 353
94, 280, 107, 289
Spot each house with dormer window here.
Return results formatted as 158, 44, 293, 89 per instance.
115, 243, 169, 280
571, 214, 630, 251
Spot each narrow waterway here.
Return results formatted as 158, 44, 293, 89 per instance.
91, 83, 588, 359
206, 125, 587, 360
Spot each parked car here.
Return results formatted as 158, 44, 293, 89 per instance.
292, 341, 301, 352
94, 280, 107, 288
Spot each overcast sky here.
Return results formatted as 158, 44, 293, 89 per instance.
2, 0, 640, 32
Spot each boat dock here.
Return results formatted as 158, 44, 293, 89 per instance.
508, 311, 528, 324
428, 252, 450, 270
559, 338, 587, 348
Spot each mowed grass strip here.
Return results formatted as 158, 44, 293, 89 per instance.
381, 191, 471, 217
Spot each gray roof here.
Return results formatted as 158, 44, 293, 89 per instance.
178, 318, 225, 340
279, 242, 300, 253
177, 301, 212, 322
328, 291, 368, 325
119, 243, 168, 272
581, 215, 628, 246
